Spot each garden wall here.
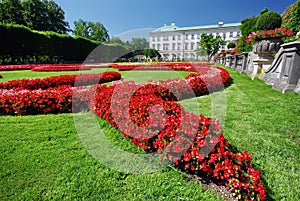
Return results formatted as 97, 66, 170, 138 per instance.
217, 41, 300, 94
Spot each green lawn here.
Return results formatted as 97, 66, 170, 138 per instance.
0, 66, 299, 200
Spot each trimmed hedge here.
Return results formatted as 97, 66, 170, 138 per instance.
256, 11, 282, 31
0, 24, 128, 64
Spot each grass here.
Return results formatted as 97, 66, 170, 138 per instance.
0, 114, 222, 201
0, 68, 116, 82
0, 65, 299, 200
0, 68, 193, 82
182, 65, 300, 200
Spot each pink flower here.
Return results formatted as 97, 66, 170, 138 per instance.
246, 27, 294, 44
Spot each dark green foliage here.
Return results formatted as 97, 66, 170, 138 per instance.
0, 0, 24, 25
240, 17, 258, 36
237, 17, 258, 53
0, 0, 69, 33
143, 48, 161, 58
73, 19, 109, 42
256, 11, 282, 31
196, 33, 225, 61
227, 42, 236, 49
0, 24, 128, 64
285, 0, 300, 33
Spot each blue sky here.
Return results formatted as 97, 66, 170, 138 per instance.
55, 0, 296, 40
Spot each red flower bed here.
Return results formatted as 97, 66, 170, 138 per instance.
89, 79, 266, 200
0, 64, 266, 200
31, 64, 91, 71
0, 72, 121, 90
110, 62, 214, 72
0, 86, 91, 115
0, 64, 33, 71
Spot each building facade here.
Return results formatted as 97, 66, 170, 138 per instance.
149, 22, 241, 61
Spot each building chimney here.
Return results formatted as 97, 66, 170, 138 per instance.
171, 22, 176, 26
218, 21, 224, 27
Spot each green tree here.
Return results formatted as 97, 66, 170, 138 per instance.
0, 0, 69, 33
22, 0, 49, 31
129, 37, 149, 51
237, 16, 258, 52
256, 11, 282, 31
73, 19, 109, 42
286, 0, 300, 33
0, 0, 24, 25
44, 0, 70, 33
196, 33, 225, 62
108, 37, 131, 49
143, 48, 161, 58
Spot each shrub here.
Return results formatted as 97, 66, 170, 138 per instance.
227, 42, 236, 49
256, 11, 282, 31
237, 17, 258, 52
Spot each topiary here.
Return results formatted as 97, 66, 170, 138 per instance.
227, 41, 236, 49
256, 11, 282, 31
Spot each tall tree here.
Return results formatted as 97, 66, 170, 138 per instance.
22, 0, 49, 31
108, 37, 131, 49
44, 0, 70, 33
0, 0, 24, 25
237, 16, 258, 52
21, 0, 69, 33
0, 0, 69, 33
73, 19, 109, 42
196, 33, 225, 62
129, 37, 149, 51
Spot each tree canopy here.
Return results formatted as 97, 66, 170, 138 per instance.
196, 33, 225, 61
0, 0, 70, 33
283, 0, 300, 33
128, 37, 149, 51
73, 19, 109, 42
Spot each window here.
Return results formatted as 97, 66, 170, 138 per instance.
191, 43, 194, 50
152, 37, 155, 42
178, 35, 181, 40
152, 44, 156, 49
172, 35, 176, 40
230, 32, 233, 37
191, 34, 194, 40
177, 43, 181, 50
185, 34, 189, 40
185, 43, 188, 50
163, 44, 169, 51
163, 35, 168, 41
157, 36, 160, 41
157, 44, 161, 50
172, 43, 176, 50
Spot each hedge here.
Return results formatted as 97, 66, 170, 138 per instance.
0, 24, 128, 64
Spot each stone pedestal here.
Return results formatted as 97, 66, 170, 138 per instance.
251, 58, 273, 80
271, 41, 300, 93
250, 37, 282, 80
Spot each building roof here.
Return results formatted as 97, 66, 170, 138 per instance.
151, 22, 241, 33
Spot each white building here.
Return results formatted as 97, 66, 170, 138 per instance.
149, 22, 241, 61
